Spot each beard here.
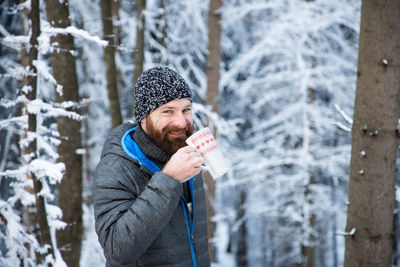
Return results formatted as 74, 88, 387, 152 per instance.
146, 118, 194, 155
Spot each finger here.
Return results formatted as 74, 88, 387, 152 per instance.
188, 150, 202, 158
180, 145, 196, 153
192, 157, 204, 166
192, 166, 202, 176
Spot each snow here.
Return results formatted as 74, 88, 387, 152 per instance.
336, 227, 356, 236
27, 99, 81, 121
33, 60, 64, 95
29, 159, 65, 184
42, 25, 108, 47
80, 204, 106, 266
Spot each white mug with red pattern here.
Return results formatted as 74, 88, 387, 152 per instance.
186, 127, 229, 179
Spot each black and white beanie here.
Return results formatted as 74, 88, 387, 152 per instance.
134, 66, 192, 122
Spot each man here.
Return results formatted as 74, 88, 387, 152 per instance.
93, 66, 211, 267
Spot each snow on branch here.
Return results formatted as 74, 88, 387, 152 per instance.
33, 60, 63, 95
0, 115, 27, 130
0, 95, 28, 108
30, 159, 65, 184
18, 127, 61, 161
334, 103, 352, 132
334, 104, 353, 125
46, 203, 67, 230
42, 25, 108, 47
27, 99, 82, 121
335, 122, 351, 132
0, 200, 39, 266
0, 159, 65, 185
2, 34, 30, 46
192, 102, 241, 137
335, 228, 356, 236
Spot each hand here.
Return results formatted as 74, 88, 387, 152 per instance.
162, 146, 204, 183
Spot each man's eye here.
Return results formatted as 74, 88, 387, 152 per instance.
163, 110, 172, 114
183, 108, 192, 113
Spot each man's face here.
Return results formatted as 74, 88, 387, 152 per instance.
141, 98, 194, 154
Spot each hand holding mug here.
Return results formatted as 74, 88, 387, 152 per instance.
162, 146, 204, 183
186, 127, 229, 179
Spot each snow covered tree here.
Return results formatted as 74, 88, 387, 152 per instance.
24, 0, 54, 263
44, 0, 83, 265
216, 0, 360, 265
204, 0, 223, 262
344, 0, 400, 266
1, 0, 80, 265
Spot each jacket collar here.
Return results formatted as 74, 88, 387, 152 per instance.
132, 125, 171, 168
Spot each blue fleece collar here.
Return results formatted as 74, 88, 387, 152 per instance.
121, 127, 161, 173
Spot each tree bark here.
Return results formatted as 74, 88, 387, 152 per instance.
204, 0, 222, 262
301, 86, 317, 267
25, 0, 54, 263
44, 0, 83, 265
205, 0, 222, 115
301, 181, 316, 267
112, 0, 122, 49
344, 1, 400, 266
101, 0, 123, 129
132, 0, 146, 118
236, 191, 248, 266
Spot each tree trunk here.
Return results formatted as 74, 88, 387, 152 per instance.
25, 0, 54, 263
331, 184, 338, 267
82, 92, 92, 205
236, 191, 248, 266
301, 181, 316, 267
204, 0, 222, 262
112, 0, 122, 49
111, 0, 124, 119
101, 0, 123, 129
344, 1, 400, 266
205, 0, 222, 115
19, 2, 35, 262
301, 86, 317, 267
44, 0, 83, 265
132, 0, 146, 118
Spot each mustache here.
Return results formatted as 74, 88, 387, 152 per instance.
162, 125, 193, 137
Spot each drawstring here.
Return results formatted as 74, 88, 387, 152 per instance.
180, 178, 197, 267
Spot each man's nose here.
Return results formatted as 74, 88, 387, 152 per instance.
172, 113, 187, 128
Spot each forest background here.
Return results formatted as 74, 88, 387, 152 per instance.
0, 0, 399, 266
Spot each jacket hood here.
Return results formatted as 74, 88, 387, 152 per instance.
100, 121, 137, 161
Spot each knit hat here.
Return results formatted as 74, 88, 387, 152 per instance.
134, 67, 192, 122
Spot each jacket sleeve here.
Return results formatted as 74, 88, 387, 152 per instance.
92, 157, 182, 265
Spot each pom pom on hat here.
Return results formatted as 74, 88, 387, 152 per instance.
134, 66, 192, 122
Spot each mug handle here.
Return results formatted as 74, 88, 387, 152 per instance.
201, 165, 210, 171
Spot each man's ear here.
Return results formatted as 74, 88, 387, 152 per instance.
140, 117, 147, 133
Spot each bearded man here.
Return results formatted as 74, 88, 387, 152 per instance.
93, 67, 210, 267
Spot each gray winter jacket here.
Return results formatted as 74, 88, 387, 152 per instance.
93, 122, 210, 267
